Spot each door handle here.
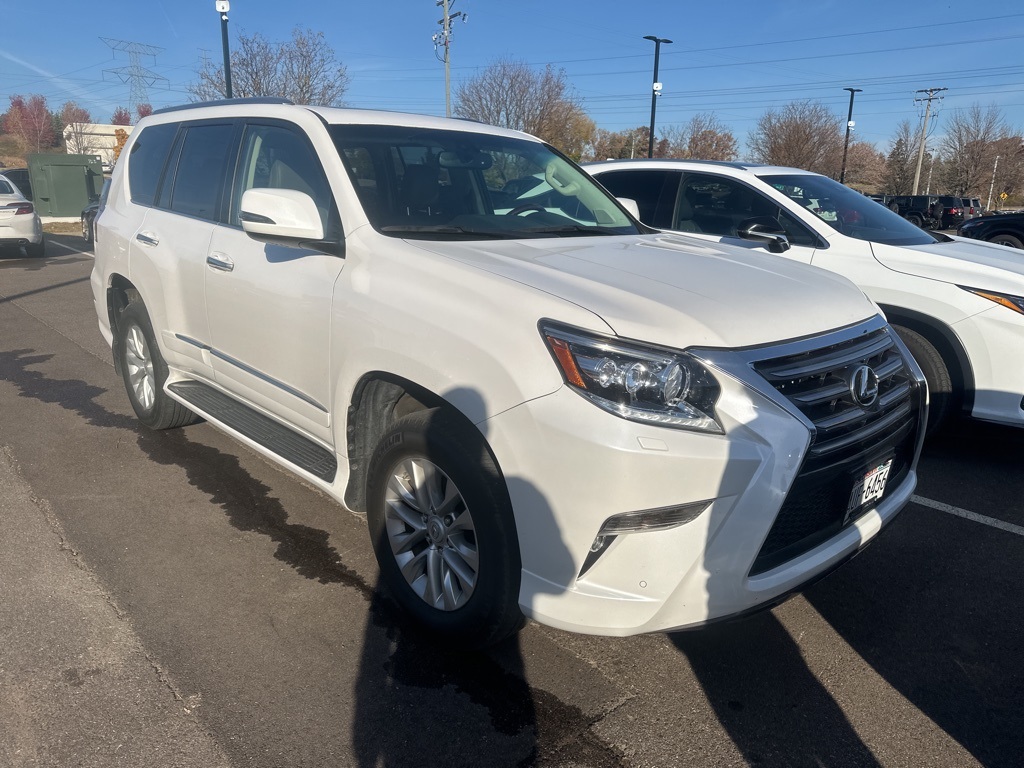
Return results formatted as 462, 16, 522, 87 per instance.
207, 252, 235, 272
136, 232, 159, 246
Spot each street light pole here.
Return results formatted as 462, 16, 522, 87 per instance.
216, 1, 232, 99
839, 87, 861, 184
643, 35, 672, 158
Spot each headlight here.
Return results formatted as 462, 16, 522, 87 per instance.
541, 322, 722, 433
959, 286, 1024, 315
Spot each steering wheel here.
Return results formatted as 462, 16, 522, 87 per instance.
506, 203, 547, 216
544, 161, 581, 197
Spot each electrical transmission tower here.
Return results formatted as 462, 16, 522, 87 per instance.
102, 38, 168, 116
433, 0, 467, 118
911, 87, 947, 195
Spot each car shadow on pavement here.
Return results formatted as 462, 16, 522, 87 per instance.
0, 347, 621, 767
670, 611, 882, 768
804, 420, 1024, 767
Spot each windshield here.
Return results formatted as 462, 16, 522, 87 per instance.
762, 174, 941, 246
330, 124, 639, 240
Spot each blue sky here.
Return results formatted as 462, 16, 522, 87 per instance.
3, 0, 1023, 155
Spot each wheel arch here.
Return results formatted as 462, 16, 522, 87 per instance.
880, 303, 975, 414
106, 273, 140, 375
342, 372, 506, 515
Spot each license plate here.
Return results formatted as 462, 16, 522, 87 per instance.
845, 459, 893, 522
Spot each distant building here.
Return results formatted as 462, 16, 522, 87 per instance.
63, 123, 135, 166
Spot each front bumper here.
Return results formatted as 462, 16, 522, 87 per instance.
484, 318, 925, 636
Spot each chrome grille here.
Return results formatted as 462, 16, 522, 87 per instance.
753, 326, 915, 459
746, 324, 923, 575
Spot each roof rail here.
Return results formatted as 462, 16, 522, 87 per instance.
151, 97, 295, 116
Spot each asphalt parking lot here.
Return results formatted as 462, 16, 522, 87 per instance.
1, 234, 1022, 767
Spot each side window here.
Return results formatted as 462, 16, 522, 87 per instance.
682, 173, 818, 247
168, 123, 235, 220
232, 123, 333, 229
128, 123, 178, 207
594, 170, 680, 229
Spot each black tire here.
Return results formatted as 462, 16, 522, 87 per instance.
367, 408, 523, 647
116, 299, 199, 430
894, 325, 954, 436
25, 239, 44, 257
907, 213, 923, 228
990, 233, 1023, 249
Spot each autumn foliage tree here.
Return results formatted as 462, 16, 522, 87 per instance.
454, 58, 595, 160
59, 101, 92, 154
4, 95, 55, 152
136, 103, 153, 120
112, 128, 129, 163
111, 107, 132, 126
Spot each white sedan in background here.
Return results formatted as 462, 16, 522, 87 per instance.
0, 176, 44, 257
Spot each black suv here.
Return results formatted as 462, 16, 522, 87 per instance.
888, 195, 942, 228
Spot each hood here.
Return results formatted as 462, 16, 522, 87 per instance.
871, 237, 1024, 295
410, 234, 876, 350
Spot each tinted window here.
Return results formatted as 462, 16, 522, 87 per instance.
169, 123, 235, 220
128, 123, 178, 206
231, 123, 333, 229
0, 179, 13, 195
763, 174, 940, 246
593, 169, 679, 228
330, 124, 638, 240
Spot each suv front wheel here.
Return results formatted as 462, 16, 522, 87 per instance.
367, 408, 523, 647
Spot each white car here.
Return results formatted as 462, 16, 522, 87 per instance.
587, 159, 1024, 433
0, 175, 44, 257
91, 102, 924, 645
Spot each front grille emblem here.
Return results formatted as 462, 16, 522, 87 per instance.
848, 364, 879, 408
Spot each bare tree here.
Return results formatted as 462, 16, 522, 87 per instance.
190, 28, 348, 106
940, 103, 1009, 195
748, 101, 843, 174
454, 58, 595, 160
60, 101, 92, 154
4, 95, 54, 152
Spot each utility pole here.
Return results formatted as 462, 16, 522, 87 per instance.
643, 35, 672, 158
102, 38, 167, 115
987, 154, 1001, 210
839, 87, 861, 185
912, 87, 946, 195
434, 0, 466, 118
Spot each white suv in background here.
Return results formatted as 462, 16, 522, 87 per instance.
587, 160, 1024, 434
92, 100, 924, 646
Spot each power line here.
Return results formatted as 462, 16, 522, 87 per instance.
102, 37, 168, 114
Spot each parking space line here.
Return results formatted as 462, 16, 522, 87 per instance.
48, 239, 92, 258
911, 494, 1024, 537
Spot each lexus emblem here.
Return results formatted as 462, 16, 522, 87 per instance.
849, 365, 879, 408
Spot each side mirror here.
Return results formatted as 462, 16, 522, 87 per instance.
737, 216, 791, 253
616, 197, 640, 219
240, 188, 327, 247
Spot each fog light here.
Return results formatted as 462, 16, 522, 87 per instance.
598, 500, 711, 536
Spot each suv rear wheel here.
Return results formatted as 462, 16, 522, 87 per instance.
117, 299, 199, 429
367, 408, 523, 647
991, 233, 1023, 249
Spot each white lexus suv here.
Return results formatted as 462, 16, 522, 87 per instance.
587, 159, 1024, 435
91, 100, 925, 646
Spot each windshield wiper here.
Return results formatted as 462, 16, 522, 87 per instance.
380, 224, 513, 239
521, 224, 617, 236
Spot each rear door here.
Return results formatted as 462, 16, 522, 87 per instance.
128, 120, 237, 380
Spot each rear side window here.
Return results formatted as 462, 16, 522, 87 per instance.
169, 123, 235, 220
593, 169, 680, 228
0, 179, 13, 195
128, 123, 178, 206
